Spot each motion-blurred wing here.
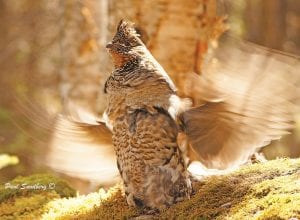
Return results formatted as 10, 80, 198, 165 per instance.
181, 36, 300, 169
47, 115, 119, 184
13, 97, 119, 185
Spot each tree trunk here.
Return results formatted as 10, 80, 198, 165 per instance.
59, 0, 109, 114
58, 0, 225, 112
245, 0, 287, 51
108, 0, 226, 97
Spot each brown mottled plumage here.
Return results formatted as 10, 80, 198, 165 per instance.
104, 20, 191, 210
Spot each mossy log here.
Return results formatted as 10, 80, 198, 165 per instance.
0, 158, 299, 219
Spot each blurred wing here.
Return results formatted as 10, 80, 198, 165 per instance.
13, 97, 119, 185
47, 115, 119, 184
181, 36, 300, 169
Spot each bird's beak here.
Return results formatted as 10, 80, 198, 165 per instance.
106, 42, 113, 49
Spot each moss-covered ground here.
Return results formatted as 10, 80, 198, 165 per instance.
0, 158, 299, 219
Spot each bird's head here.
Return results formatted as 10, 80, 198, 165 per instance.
106, 20, 144, 68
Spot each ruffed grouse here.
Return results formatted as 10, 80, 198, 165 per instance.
104, 20, 192, 210
15, 20, 300, 212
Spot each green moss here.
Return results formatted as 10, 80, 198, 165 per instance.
42, 185, 138, 220
223, 166, 300, 220
0, 159, 300, 219
0, 192, 60, 219
161, 158, 300, 220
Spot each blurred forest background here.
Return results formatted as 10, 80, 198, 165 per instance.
0, 0, 299, 192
